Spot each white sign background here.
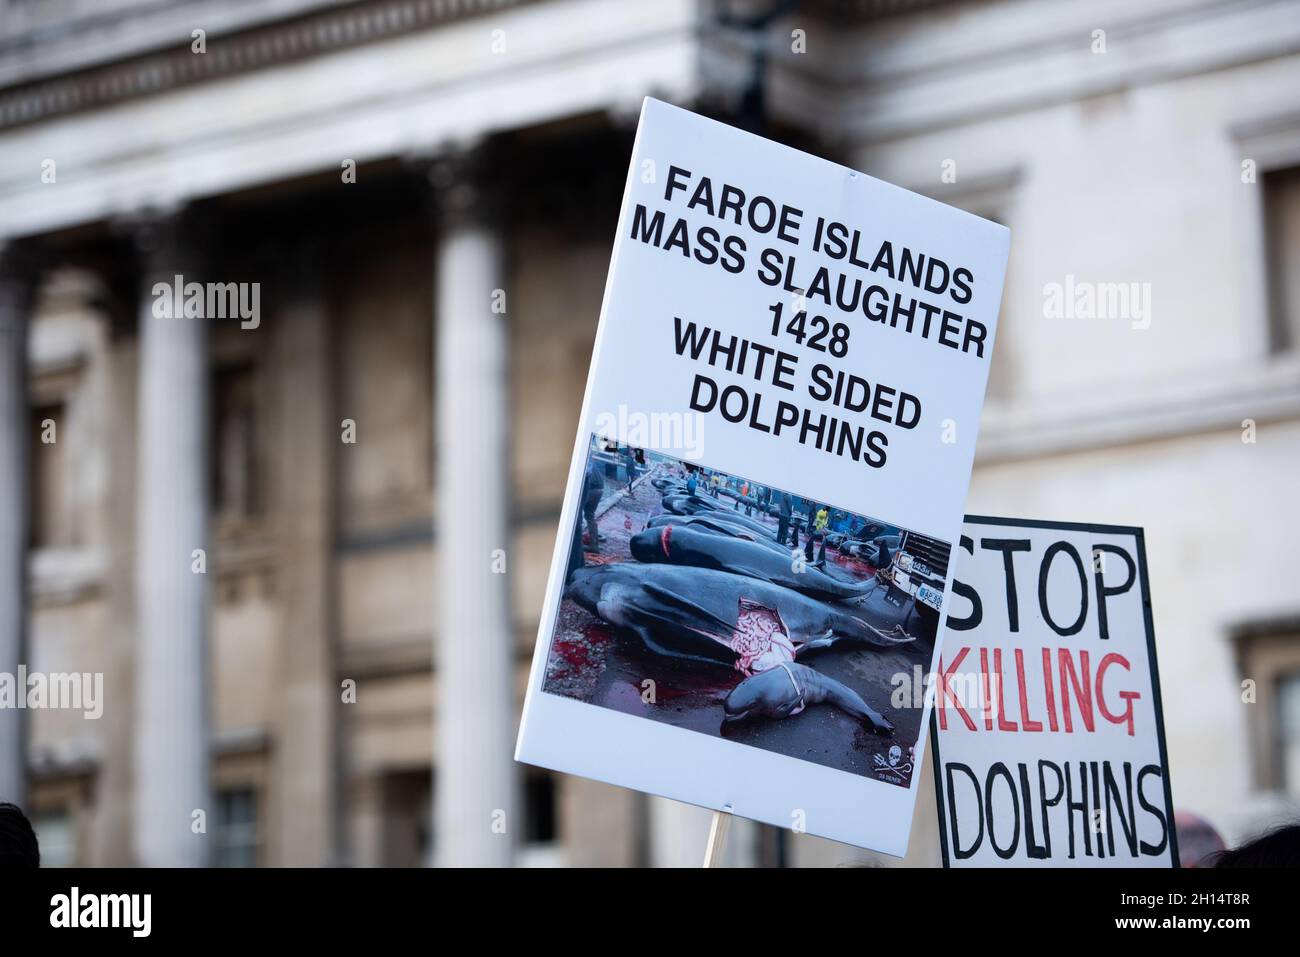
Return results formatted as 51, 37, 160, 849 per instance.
516, 99, 1009, 855
933, 516, 1178, 867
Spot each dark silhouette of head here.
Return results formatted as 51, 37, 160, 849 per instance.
1175, 809, 1226, 867
1213, 822, 1300, 868
0, 802, 40, 868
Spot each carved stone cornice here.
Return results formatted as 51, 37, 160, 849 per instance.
113, 205, 215, 279
407, 138, 509, 231
0, 0, 538, 132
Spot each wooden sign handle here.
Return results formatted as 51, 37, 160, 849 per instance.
702, 808, 732, 868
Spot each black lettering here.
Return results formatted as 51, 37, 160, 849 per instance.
630, 204, 665, 246
1092, 543, 1136, 641
981, 538, 1032, 632
1039, 541, 1089, 637
688, 374, 718, 412
665, 165, 691, 202
946, 535, 982, 632
946, 763, 983, 860
1137, 764, 1170, 856
985, 763, 1020, 859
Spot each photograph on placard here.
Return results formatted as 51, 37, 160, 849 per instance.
540, 434, 953, 787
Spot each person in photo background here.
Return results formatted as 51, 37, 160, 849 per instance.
622, 444, 637, 490
775, 490, 793, 546
805, 504, 829, 564
582, 454, 606, 552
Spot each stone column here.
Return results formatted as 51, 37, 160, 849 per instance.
130, 212, 211, 867
91, 330, 140, 865
648, 798, 715, 867
0, 242, 41, 808
270, 246, 338, 866
429, 153, 516, 867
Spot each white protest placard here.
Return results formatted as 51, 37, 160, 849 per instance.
932, 516, 1178, 867
515, 99, 1009, 855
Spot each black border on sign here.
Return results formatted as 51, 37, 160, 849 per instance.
930, 515, 1179, 868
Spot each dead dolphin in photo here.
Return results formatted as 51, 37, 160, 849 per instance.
565, 562, 912, 672
630, 525, 876, 602
661, 493, 721, 515
660, 494, 691, 514
643, 517, 862, 587
659, 496, 778, 537
644, 513, 791, 556
704, 509, 780, 538
651, 478, 691, 495
842, 535, 900, 563
724, 661, 893, 733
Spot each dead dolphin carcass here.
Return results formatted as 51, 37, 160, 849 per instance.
843, 535, 900, 564
659, 496, 778, 538
704, 509, 781, 538
661, 493, 725, 515
659, 494, 694, 515
565, 562, 912, 673
724, 661, 893, 733
644, 513, 791, 556
651, 478, 694, 496
630, 525, 877, 602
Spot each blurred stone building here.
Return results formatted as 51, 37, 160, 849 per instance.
0, 0, 1296, 867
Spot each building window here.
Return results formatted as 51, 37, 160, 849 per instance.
1264, 165, 1300, 354
756, 823, 790, 868
31, 807, 76, 867
379, 769, 432, 868
418, 787, 433, 867
513, 769, 564, 866
211, 363, 261, 522
523, 769, 558, 847
1278, 671, 1300, 795
213, 788, 260, 867
1235, 626, 1300, 796
513, 769, 562, 867
28, 401, 68, 548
